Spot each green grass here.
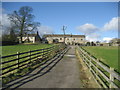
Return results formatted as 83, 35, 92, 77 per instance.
82, 46, 119, 71
1, 43, 60, 84
1, 44, 54, 76
2, 44, 54, 56
81, 46, 120, 88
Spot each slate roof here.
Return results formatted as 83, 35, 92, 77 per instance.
23, 34, 38, 37
43, 34, 85, 38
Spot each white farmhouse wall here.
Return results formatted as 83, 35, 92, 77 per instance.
46, 35, 85, 45
21, 36, 35, 43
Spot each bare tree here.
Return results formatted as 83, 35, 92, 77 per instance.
8, 6, 40, 43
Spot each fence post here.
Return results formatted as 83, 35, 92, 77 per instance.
89, 55, 92, 71
46, 47, 49, 58
95, 59, 99, 80
29, 50, 31, 64
53, 46, 56, 56
45, 48, 47, 59
109, 67, 114, 88
42, 49, 44, 59
17, 52, 19, 69
80, 49, 84, 61
58, 45, 61, 53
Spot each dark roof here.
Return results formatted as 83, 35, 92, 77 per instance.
43, 34, 85, 38
23, 34, 38, 37
17, 34, 38, 37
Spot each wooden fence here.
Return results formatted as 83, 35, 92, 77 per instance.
77, 46, 120, 88
1, 44, 66, 78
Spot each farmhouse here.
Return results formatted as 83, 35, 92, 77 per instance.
17, 32, 41, 43
99, 38, 120, 46
110, 38, 120, 46
43, 34, 86, 45
100, 43, 110, 46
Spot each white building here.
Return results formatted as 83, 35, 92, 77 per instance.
43, 34, 86, 45
18, 32, 41, 43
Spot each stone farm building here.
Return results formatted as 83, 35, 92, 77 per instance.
110, 38, 120, 46
17, 32, 41, 43
43, 34, 86, 45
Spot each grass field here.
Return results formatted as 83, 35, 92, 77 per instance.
1, 44, 57, 84
82, 46, 119, 71
2, 44, 54, 56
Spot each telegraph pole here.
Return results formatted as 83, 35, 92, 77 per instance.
62, 25, 67, 44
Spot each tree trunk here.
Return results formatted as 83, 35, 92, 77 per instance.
20, 17, 25, 43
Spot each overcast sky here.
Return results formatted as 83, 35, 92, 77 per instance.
1, 2, 119, 42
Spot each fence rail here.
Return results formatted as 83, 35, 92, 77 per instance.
1, 44, 66, 77
77, 46, 120, 88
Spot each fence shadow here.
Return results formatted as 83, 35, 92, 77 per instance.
2, 47, 69, 90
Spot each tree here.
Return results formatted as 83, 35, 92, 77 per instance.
91, 41, 96, 46
86, 42, 91, 46
8, 6, 40, 43
9, 27, 17, 42
96, 41, 100, 46
96, 41, 100, 43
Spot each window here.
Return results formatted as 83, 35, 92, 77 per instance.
81, 39, 83, 41
73, 38, 75, 40
67, 38, 69, 40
